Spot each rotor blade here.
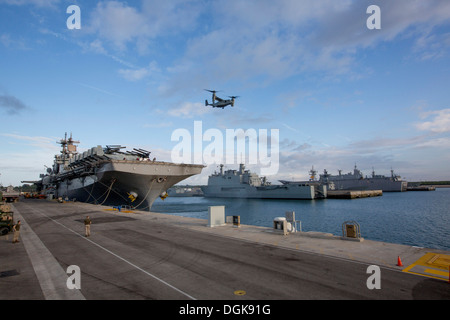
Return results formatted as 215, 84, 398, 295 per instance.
204, 89, 221, 93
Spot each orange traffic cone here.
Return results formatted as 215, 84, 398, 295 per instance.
397, 256, 403, 267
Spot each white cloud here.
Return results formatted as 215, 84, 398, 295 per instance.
0, 33, 28, 50
87, 39, 107, 55
416, 108, 450, 133
143, 122, 173, 128
0, 134, 60, 185
36, 0, 449, 98
88, 0, 202, 51
1, 0, 59, 7
164, 102, 211, 118
118, 61, 160, 82
0, 133, 57, 150
89, 1, 148, 50
413, 32, 450, 61
159, 0, 450, 94
119, 67, 149, 82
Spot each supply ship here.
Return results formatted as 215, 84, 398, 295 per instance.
28, 134, 204, 210
201, 164, 326, 199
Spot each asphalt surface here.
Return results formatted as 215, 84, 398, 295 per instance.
1, 199, 449, 301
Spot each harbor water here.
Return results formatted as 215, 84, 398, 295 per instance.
151, 188, 450, 251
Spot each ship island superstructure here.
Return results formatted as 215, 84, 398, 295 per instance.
33, 134, 204, 210
201, 164, 326, 199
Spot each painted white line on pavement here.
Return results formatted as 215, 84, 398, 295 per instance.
11, 204, 86, 300
22, 203, 196, 300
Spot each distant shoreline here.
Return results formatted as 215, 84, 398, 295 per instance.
409, 181, 450, 188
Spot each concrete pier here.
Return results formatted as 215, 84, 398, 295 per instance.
1, 199, 449, 301
327, 190, 383, 199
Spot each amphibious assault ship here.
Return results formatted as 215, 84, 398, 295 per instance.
30, 134, 204, 210
201, 164, 326, 199
319, 165, 407, 192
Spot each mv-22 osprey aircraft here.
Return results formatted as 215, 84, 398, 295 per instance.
204, 89, 239, 109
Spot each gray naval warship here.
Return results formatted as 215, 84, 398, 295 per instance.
30, 134, 204, 210
319, 165, 407, 192
201, 164, 326, 199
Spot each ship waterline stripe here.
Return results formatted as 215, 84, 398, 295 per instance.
21, 203, 197, 300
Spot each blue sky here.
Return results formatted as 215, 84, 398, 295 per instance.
1, 0, 450, 186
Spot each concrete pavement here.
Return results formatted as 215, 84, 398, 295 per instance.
1, 199, 449, 301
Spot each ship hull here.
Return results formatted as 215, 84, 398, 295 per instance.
330, 179, 407, 192
52, 160, 204, 210
201, 183, 316, 200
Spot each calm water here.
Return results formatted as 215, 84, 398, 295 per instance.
151, 188, 450, 251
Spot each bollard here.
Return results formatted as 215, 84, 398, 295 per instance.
232, 215, 240, 228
